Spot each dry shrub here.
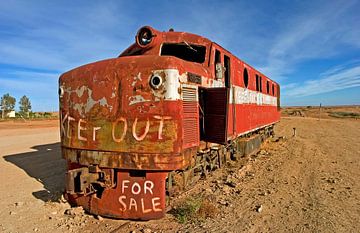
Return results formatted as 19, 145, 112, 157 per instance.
172, 196, 218, 224
329, 111, 360, 119
197, 199, 218, 219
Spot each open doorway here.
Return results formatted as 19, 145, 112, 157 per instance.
199, 87, 229, 144
224, 55, 231, 88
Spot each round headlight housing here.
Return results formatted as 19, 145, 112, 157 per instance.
136, 27, 154, 47
58, 86, 64, 98
149, 75, 163, 89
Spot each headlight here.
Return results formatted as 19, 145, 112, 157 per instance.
58, 86, 64, 98
136, 27, 154, 47
149, 75, 163, 89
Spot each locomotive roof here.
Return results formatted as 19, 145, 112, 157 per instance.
160, 30, 212, 46
120, 26, 278, 85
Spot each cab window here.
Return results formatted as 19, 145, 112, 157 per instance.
161, 43, 206, 63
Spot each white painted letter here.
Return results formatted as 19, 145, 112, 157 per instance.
60, 113, 68, 137
152, 197, 162, 212
122, 180, 130, 193
132, 118, 150, 141
129, 198, 138, 211
153, 116, 172, 139
118, 195, 127, 211
144, 181, 154, 194
141, 198, 152, 213
131, 182, 141, 195
92, 127, 101, 141
78, 119, 87, 141
112, 117, 127, 143
67, 116, 75, 138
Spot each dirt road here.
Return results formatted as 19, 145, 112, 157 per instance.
0, 117, 359, 232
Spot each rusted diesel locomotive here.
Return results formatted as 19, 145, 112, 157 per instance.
59, 26, 280, 220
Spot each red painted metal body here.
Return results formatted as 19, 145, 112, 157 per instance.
59, 26, 280, 219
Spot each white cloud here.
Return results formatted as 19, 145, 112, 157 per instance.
260, 0, 360, 81
0, 70, 58, 94
283, 63, 360, 97
0, 69, 59, 111
0, 1, 135, 71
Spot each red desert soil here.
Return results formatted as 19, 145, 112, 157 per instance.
0, 114, 359, 232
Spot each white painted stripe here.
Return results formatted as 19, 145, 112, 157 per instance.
229, 86, 277, 106
161, 69, 181, 100
227, 121, 279, 140
147, 70, 277, 107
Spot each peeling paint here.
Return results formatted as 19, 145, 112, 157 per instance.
65, 85, 113, 117
132, 72, 142, 87
129, 95, 151, 106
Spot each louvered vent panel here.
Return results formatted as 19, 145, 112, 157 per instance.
183, 102, 198, 114
183, 118, 198, 145
182, 87, 199, 147
182, 87, 197, 102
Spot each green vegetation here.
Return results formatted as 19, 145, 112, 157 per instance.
1, 93, 16, 118
329, 111, 360, 119
19, 95, 32, 117
0, 93, 58, 120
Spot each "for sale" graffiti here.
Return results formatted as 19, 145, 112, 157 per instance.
118, 180, 162, 213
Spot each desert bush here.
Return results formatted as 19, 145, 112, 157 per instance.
171, 196, 218, 223
329, 112, 360, 119
43, 112, 52, 118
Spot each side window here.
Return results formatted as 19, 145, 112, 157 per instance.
214, 49, 223, 78
259, 76, 263, 92
243, 68, 249, 88
266, 80, 270, 94
272, 84, 275, 96
255, 74, 260, 91
214, 49, 221, 76
224, 55, 231, 87
215, 50, 221, 63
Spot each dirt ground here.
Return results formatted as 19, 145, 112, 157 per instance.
0, 111, 359, 233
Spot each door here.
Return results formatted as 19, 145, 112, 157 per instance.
199, 87, 229, 144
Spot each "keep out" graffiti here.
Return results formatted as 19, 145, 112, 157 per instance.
60, 113, 172, 143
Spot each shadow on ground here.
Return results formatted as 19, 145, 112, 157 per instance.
4, 142, 66, 202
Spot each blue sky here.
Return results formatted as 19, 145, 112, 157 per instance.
0, 0, 359, 111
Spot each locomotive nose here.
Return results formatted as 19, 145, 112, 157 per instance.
59, 58, 181, 119
59, 57, 182, 155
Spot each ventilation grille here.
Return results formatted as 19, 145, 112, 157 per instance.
182, 87, 197, 114
183, 118, 199, 145
182, 86, 199, 147
182, 87, 197, 102
183, 102, 197, 114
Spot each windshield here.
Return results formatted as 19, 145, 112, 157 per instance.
161, 43, 206, 63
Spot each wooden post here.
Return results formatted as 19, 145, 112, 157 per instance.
319, 103, 322, 121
